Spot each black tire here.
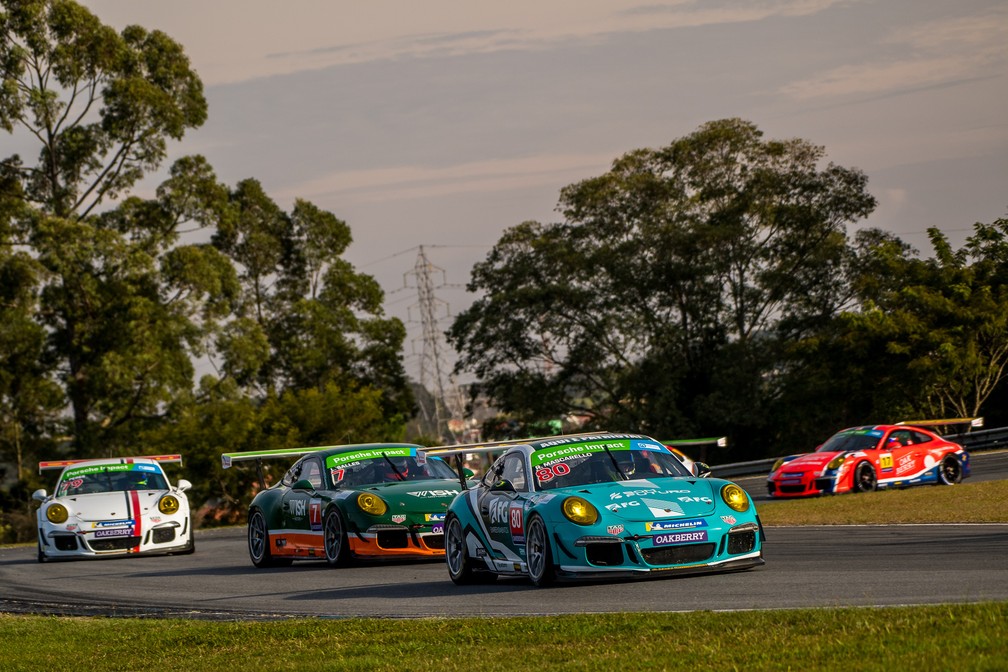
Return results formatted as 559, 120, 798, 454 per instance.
937, 456, 963, 485
445, 515, 476, 585
525, 515, 556, 587
853, 461, 877, 493
248, 508, 290, 567
323, 508, 351, 567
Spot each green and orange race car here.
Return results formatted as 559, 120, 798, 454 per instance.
221, 444, 462, 567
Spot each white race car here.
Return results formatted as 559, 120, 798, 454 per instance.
32, 455, 195, 562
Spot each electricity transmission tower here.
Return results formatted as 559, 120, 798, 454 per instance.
406, 246, 466, 443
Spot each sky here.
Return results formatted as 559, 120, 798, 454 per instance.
74, 0, 1008, 384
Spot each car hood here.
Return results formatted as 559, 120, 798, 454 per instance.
358, 479, 461, 511
57, 491, 167, 520
563, 478, 719, 521
778, 452, 840, 473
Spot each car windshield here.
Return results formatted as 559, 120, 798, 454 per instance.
816, 430, 882, 453
57, 466, 168, 495
533, 446, 692, 491
326, 452, 457, 488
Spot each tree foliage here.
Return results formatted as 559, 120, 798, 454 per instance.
801, 218, 1008, 422
0, 1, 412, 537
451, 119, 876, 448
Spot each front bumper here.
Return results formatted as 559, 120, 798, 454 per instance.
767, 472, 825, 497
554, 520, 764, 578
38, 519, 191, 560
348, 524, 446, 558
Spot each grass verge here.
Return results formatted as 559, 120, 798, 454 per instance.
3, 476, 1004, 670
756, 479, 1008, 525
1, 603, 1006, 672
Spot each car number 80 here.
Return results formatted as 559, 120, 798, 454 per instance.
536, 462, 571, 482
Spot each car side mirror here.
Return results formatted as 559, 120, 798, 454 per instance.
463, 468, 475, 479
176, 479, 192, 493
32, 489, 48, 502
693, 462, 712, 479
490, 479, 516, 493
292, 478, 315, 492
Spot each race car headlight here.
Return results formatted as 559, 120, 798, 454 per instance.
45, 503, 69, 524
561, 496, 598, 525
158, 494, 180, 515
721, 484, 750, 513
826, 456, 845, 470
357, 493, 388, 516
771, 458, 785, 473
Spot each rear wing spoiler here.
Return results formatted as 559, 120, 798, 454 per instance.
662, 436, 728, 448
221, 446, 337, 491
662, 437, 727, 466
39, 454, 182, 474
221, 443, 421, 490
897, 417, 983, 430
220, 447, 328, 470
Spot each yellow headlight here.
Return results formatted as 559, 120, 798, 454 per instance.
561, 496, 598, 525
357, 493, 388, 516
46, 503, 69, 524
772, 458, 785, 472
721, 484, 750, 513
827, 456, 845, 470
158, 494, 180, 515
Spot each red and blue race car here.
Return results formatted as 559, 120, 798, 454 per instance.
766, 419, 977, 498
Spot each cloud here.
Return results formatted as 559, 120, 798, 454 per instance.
274, 152, 616, 204
780, 6, 1008, 99
83, 0, 847, 85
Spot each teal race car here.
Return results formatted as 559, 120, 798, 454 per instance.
426, 432, 764, 586
221, 443, 462, 567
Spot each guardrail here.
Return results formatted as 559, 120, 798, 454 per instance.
707, 425, 1008, 479
944, 425, 1008, 452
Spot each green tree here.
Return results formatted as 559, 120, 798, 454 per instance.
450, 119, 876, 453
211, 179, 413, 423
783, 217, 1008, 442
0, 157, 62, 482
0, 1, 414, 536
1, 0, 215, 456
850, 219, 1008, 420
1, 0, 207, 218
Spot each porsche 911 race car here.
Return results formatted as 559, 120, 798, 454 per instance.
32, 455, 194, 562
766, 418, 977, 498
426, 432, 764, 586
221, 443, 464, 567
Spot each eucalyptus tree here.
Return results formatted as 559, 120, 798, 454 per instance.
450, 119, 876, 448
846, 218, 1008, 421
211, 179, 413, 424
780, 216, 1008, 442
0, 157, 62, 479
1, 0, 215, 454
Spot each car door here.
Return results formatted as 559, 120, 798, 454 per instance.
876, 429, 918, 481
280, 456, 324, 554
478, 451, 529, 559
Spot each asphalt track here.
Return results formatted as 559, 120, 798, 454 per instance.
2, 451, 1006, 620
